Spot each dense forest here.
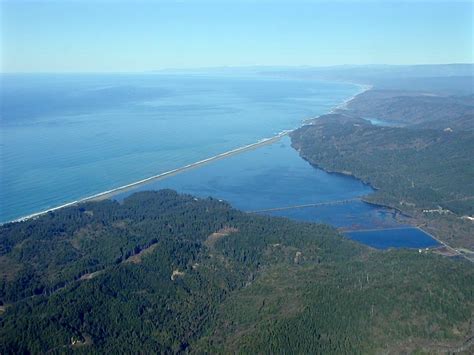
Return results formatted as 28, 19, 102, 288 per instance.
291, 88, 474, 253
1, 190, 473, 353
345, 89, 474, 131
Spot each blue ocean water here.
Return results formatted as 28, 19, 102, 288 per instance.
0, 73, 438, 249
0, 73, 359, 222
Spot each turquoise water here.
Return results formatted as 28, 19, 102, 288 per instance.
1, 73, 359, 222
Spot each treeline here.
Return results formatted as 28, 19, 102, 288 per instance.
197, 250, 473, 353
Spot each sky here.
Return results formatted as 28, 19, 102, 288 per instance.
1, 0, 472, 72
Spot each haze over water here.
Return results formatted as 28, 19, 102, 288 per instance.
1, 73, 359, 222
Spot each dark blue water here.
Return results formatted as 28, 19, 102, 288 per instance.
116, 137, 439, 249
346, 228, 440, 249
116, 137, 374, 213
265, 199, 407, 230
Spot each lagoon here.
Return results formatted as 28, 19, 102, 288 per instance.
346, 228, 440, 249
114, 136, 438, 249
1, 73, 439, 249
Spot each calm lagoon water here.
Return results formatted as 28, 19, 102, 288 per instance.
116, 137, 438, 249
346, 228, 439, 249
1, 73, 438, 249
116, 137, 375, 214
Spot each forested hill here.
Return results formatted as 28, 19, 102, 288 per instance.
1, 190, 473, 353
344, 89, 474, 131
288, 72, 474, 254
291, 110, 474, 252
291, 114, 474, 214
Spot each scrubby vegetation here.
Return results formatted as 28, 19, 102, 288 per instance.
1, 190, 473, 353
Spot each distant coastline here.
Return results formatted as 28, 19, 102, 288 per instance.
329, 83, 373, 113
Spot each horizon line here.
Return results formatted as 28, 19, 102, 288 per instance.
1, 62, 473, 75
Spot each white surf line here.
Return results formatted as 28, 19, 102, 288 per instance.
329, 83, 373, 114
9, 131, 292, 224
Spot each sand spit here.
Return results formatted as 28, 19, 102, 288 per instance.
9, 131, 290, 224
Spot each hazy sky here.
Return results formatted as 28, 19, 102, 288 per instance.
1, 0, 472, 72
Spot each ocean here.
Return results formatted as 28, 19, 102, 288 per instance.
0, 73, 439, 249
1, 73, 358, 222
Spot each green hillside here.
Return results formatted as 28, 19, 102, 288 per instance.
1, 191, 473, 353
345, 90, 474, 131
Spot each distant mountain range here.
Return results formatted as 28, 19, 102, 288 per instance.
153, 63, 472, 81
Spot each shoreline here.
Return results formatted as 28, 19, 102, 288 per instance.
299, 83, 372, 125
329, 83, 373, 113
7, 131, 291, 224
5, 82, 372, 225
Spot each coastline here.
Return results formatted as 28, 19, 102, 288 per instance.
6, 81, 464, 258
329, 82, 373, 113
6, 82, 372, 226
8, 131, 290, 224
300, 83, 372, 125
